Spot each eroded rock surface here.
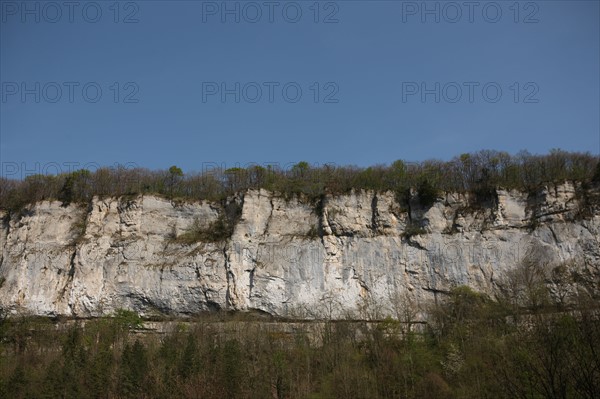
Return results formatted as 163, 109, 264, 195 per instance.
1, 183, 598, 319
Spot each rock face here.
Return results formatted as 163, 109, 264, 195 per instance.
1, 183, 599, 319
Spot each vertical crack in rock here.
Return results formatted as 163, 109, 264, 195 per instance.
15, 214, 32, 260
194, 263, 201, 280
195, 263, 218, 311
223, 193, 246, 310
264, 195, 275, 237
159, 266, 165, 294
1, 212, 10, 240
370, 193, 379, 235
67, 250, 76, 278
352, 267, 369, 293
223, 244, 234, 309
0, 215, 8, 272
316, 194, 327, 244
548, 225, 560, 246
60, 248, 78, 316
248, 268, 255, 299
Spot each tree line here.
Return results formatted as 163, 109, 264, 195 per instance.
1, 149, 599, 212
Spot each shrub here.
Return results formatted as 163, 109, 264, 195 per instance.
416, 178, 438, 208
113, 309, 143, 330
403, 221, 427, 237
175, 201, 242, 244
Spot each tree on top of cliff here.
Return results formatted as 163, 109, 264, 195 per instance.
167, 165, 183, 199
0, 150, 598, 212
58, 169, 91, 206
593, 159, 600, 183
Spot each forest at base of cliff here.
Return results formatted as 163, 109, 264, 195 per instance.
1, 284, 599, 399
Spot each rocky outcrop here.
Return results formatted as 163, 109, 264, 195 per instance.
1, 182, 599, 319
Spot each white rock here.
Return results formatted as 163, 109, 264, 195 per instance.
0, 183, 598, 319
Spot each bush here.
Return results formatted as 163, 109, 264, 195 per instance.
404, 221, 427, 237
416, 178, 438, 208
113, 309, 143, 330
175, 201, 242, 244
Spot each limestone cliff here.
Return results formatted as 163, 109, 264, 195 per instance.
1, 182, 598, 319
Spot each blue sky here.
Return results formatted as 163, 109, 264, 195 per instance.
1, 0, 599, 176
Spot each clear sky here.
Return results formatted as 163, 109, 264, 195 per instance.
1, 0, 599, 176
